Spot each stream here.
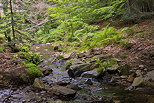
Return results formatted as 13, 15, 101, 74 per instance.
0, 43, 154, 103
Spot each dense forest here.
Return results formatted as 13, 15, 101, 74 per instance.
0, 0, 154, 103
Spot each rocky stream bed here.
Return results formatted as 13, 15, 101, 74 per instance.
0, 43, 154, 103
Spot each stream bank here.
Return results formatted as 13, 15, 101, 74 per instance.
0, 43, 154, 103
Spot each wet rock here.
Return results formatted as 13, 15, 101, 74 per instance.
81, 69, 100, 78
41, 68, 53, 76
50, 85, 76, 97
68, 63, 92, 77
68, 69, 75, 78
53, 81, 70, 86
85, 79, 93, 85
33, 78, 45, 89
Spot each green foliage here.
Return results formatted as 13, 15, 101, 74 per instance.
18, 52, 42, 65
23, 61, 43, 77
0, 48, 4, 52
96, 58, 117, 73
18, 49, 43, 77
80, 26, 123, 51
18, 43, 31, 52
0, 34, 5, 41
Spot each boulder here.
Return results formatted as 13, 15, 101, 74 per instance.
50, 85, 76, 97
68, 63, 92, 77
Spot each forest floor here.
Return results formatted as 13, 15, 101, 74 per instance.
102, 18, 154, 71
0, 18, 154, 87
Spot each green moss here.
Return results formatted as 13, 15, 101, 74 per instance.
65, 59, 74, 66
23, 62, 43, 77
56, 55, 64, 60
96, 58, 117, 73
18, 52, 42, 65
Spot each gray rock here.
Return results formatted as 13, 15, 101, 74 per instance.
85, 79, 93, 85
126, 77, 150, 90
145, 70, 154, 81
81, 69, 100, 78
131, 77, 144, 87
50, 85, 76, 97
68, 63, 92, 77
66, 83, 81, 90
33, 78, 45, 89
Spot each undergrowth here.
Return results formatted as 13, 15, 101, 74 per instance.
17, 44, 43, 77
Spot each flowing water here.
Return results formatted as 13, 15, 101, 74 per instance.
0, 44, 154, 103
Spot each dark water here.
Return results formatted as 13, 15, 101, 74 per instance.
0, 44, 154, 103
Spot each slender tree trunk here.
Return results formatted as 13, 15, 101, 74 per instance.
9, 0, 16, 44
